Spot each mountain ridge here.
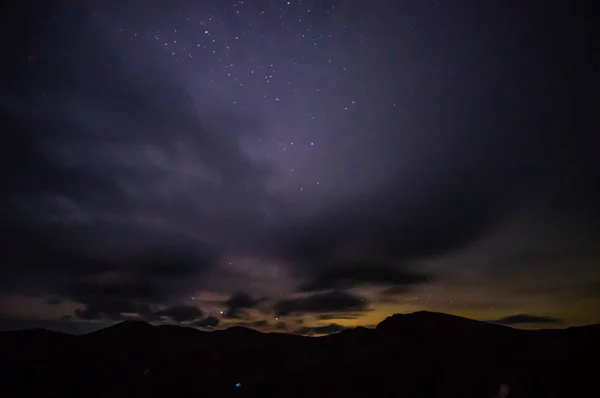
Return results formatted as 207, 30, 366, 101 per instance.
1, 311, 598, 397
4, 310, 592, 338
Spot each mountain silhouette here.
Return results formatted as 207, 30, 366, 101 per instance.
1, 312, 598, 397
84, 319, 154, 337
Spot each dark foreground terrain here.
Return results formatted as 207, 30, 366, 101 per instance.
1, 311, 598, 397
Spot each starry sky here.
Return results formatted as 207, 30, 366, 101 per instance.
1, 0, 598, 335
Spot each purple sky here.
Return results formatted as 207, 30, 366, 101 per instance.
0, 0, 597, 334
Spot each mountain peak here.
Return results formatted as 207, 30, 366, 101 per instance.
220, 326, 263, 335
375, 311, 505, 335
84, 319, 153, 338
376, 310, 457, 325
114, 319, 153, 329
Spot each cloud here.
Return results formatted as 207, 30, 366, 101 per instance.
0, 8, 276, 319
298, 261, 432, 292
295, 323, 346, 336
380, 285, 413, 296
223, 291, 262, 319
580, 280, 600, 299
317, 314, 361, 320
74, 300, 152, 321
154, 304, 204, 323
275, 321, 288, 330
274, 290, 368, 316
75, 301, 206, 324
60, 243, 217, 322
129, 247, 219, 279
267, 144, 533, 294
378, 285, 414, 303
489, 314, 564, 326
192, 315, 220, 328
271, 148, 527, 266
229, 319, 269, 329
2, 221, 219, 299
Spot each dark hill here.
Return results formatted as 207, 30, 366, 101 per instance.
376, 310, 514, 335
215, 325, 265, 337
1, 312, 598, 397
0, 328, 74, 360
83, 320, 155, 338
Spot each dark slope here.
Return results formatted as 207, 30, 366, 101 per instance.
377, 310, 512, 332
83, 320, 155, 338
1, 313, 599, 397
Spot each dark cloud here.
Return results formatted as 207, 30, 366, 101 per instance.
380, 285, 413, 296
268, 159, 533, 298
154, 304, 203, 323
272, 148, 529, 266
1, 222, 219, 302
0, 4, 274, 309
275, 321, 288, 330
581, 280, 600, 299
317, 314, 360, 320
378, 285, 415, 303
230, 319, 269, 329
70, 278, 164, 303
252, 320, 268, 327
223, 292, 262, 319
74, 301, 153, 321
58, 246, 215, 323
192, 315, 220, 328
298, 261, 432, 292
274, 290, 368, 317
295, 323, 346, 336
266, 22, 599, 285
61, 248, 213, 321
129, 247, 219, 279
489, 314, 564, 326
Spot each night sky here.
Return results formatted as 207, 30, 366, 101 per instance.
1, 1, 597, 335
